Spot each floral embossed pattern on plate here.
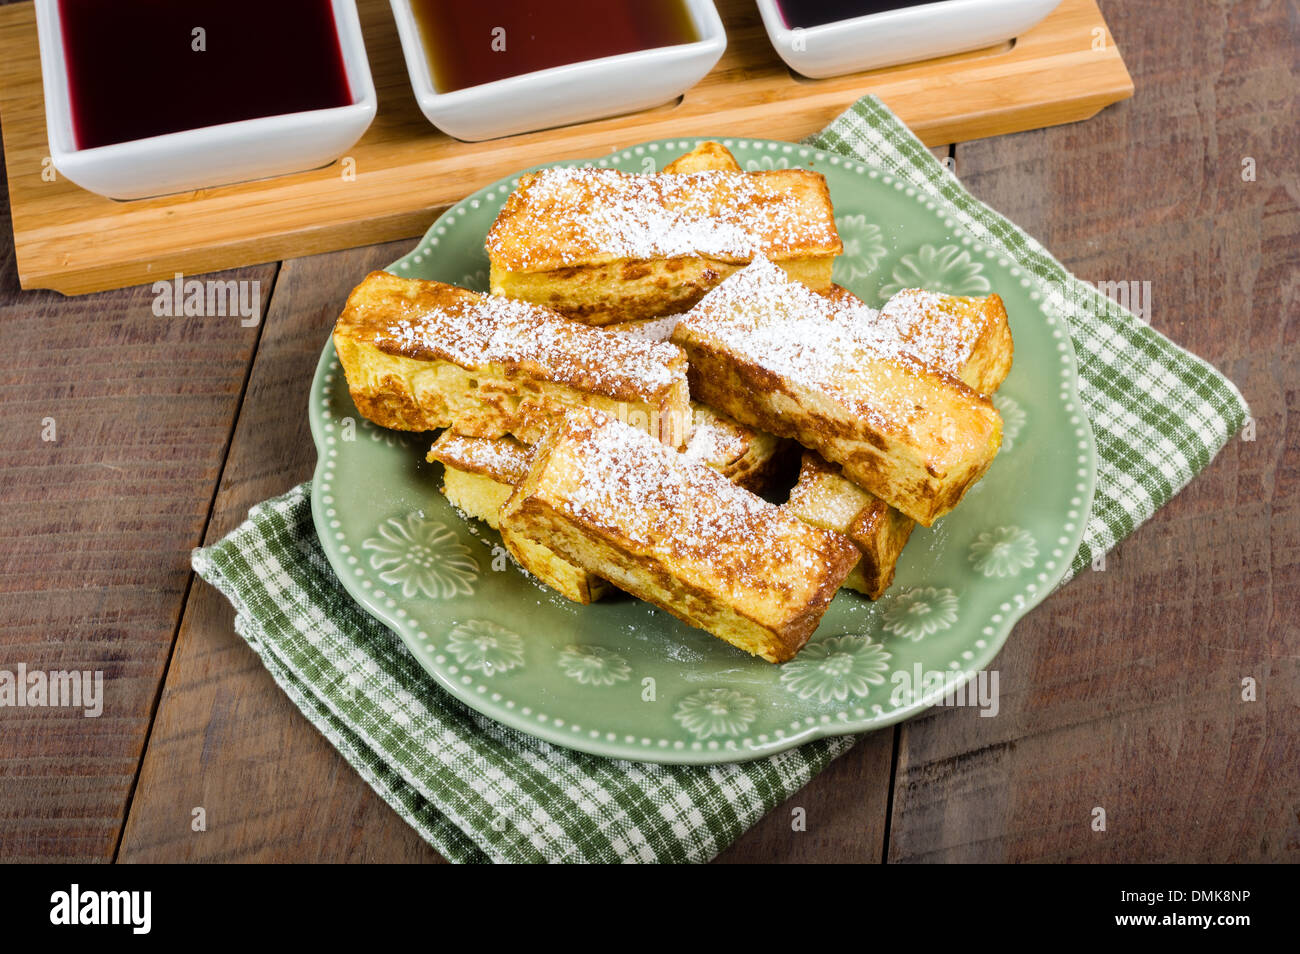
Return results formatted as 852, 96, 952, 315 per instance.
309, 138, 1096, 764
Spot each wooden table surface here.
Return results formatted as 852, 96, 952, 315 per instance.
1, 0, 1296, 864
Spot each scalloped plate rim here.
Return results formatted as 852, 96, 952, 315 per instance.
307, 135, 1098, 764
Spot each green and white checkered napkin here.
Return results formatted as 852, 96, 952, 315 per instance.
193, 96, 1249, 863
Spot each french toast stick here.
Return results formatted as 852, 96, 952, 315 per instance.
671, 258, 1003, 526
499, 407, 859, 663
785, 451, 916, 599
333, 270, 690, 447
431, 401, 787, 514
485, 143, 841, 325
785, 284, 1014, 595
427, 403, 787, 601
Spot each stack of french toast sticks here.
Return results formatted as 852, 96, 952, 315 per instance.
332, 142, 1012, 664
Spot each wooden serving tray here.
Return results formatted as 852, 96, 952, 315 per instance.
0, 0, 1132, 295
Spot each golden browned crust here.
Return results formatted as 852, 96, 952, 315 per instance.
431, 405, 787, 495
499, 407, 859, 663
336, 270, 687, 404
685, 403, 792, 496
850, 497, 916, 598
785, 451, 915, 599
431, 436, 609, 604
486, 167, 841, 272
491, 256, 833, 326
859, 286, 1014, 394
662, 141, 744, 175
484, 144, 841, 324
500, 527, 609, 605
673, 260, 1002, 526
427, 431, 533, 484
783, 287, 1014, 596
347, 378, 436, 432
333, 270, 691, 446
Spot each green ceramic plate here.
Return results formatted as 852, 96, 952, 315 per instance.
309, 137, 1096, 764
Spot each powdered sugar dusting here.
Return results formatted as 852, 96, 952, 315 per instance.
674, 258, 906, 397
429, 432, 531, 483
673, 259, 996, 432
555, 409, 845, 596
682, 406, 749, 467
608, 313, 684, 343
487, 167, 840, 270
369, 286, 684, 400
681, 257, 985, 373
868, 288, 985, 376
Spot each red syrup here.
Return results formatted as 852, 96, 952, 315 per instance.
57, 0, 353, 150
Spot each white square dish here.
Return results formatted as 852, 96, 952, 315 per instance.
34, 0, 377, 200
757, 0, 1062, 78
388, 0, 726, 142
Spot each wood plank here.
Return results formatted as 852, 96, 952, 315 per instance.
0, 143, 275, 861
885, 0, 1300, 862
714, 731, 895, 862
0, 0, 1132, 295
116, 241, 443, 863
